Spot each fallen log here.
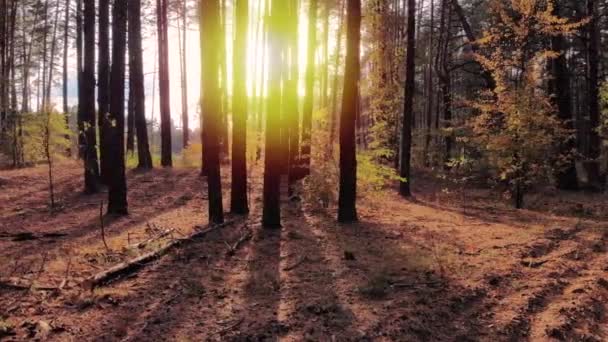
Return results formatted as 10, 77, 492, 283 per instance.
82, 220, 235, 290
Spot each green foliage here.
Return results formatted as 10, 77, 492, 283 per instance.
358, 150, 405, 194
21, 111, 72, 164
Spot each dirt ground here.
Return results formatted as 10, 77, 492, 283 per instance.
1, 161, 607, 341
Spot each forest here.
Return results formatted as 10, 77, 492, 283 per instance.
0, 0, 607, 340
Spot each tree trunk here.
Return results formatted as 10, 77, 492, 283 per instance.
219, 0, 229, 157
338, 0, 360, 223
399, 0, 416, 197
82, 0, 99, 194
98, 0, 110, 184
423, 0, 434, 167
262, 0, 287, 228
585, 0, 601, 189
301, 0, 317, 175
157, 0, 172, 167
329, 0, 345, 156
62, 0, 70, 115
107, 0, 128, 215
179, 0, 189, 149
231, 0, 249, 214
550, 3, 578, 190
128, 0, 153, 169
200, 0, 225, 224
287, 0, 301, 193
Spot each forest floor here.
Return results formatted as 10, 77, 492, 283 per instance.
1, 161, 608, 341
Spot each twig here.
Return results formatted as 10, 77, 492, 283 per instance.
215, 318, 244, 335
226, 230, 252, 257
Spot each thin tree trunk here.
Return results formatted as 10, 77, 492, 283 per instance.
423, 0, 434, 167
338, 0, 360, 223
231, 0, 249, 214
128, 0, 153, 169
329, 0, 345, 156
585, 0, 601, 189
301, 0, 317, 175
180, 0, 189, 148
287, 0, 301, 193
82, 0, 99, 194
262, 0, 286, 228
399, 0, 416, 197
98, 0, 110, 183
107, 0, 128, 215
63, 0, 70, 115
201, 0, 225, 224
157, 0, 172, 167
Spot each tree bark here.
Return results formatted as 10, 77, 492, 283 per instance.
585, 0, 601, 189
338, 0, 360, 223
287, 0, 301, 193
262, 0, 287, 228
231, 0, 249, 214
128, 0, 153, 169
98, 0, 110, 183
107, 0, 128, 215
200, 0, 225, 224
82, 0, 99, 194
399, 0, 416, 197
157, 0, 172, 167
301, 0, 317, 175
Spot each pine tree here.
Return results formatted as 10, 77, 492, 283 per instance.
107, 0, 128, 215
338, 0, 361, 223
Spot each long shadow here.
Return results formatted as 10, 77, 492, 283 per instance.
276, 201, 360, 339
226, 225, 283, 340
303, 205, 497, 341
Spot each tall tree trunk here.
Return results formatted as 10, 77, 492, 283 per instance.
338, 0, 360, 223
219, 0, 229, 157
320, 0, 330, 108
45, 0, 60, 104
82, 0, 99, 194
180, 0, 189, 148
231, 0, 249, 214
329, 0, 345, 156
550, 3, 578, 190
399, 0, 416, 197
157, 0, 172, 167
62, 0, 70, 115
585, 0, 601, 189
262, 0, 286, 228
423, 0, 434, 167
301, 0, 317, 175
128, 0, 153, 169
40, 0, 49, 110
62, 0, 71, 155
287, 0, 301, 193
98, 0, 111, 183
200, 0, 225, 224
107, 0, 128, 215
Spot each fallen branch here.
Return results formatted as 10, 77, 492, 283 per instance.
128, 229, 175, 250
82, 220, 236, 290
0, 278, 58, 292
226, 230, 252, 257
